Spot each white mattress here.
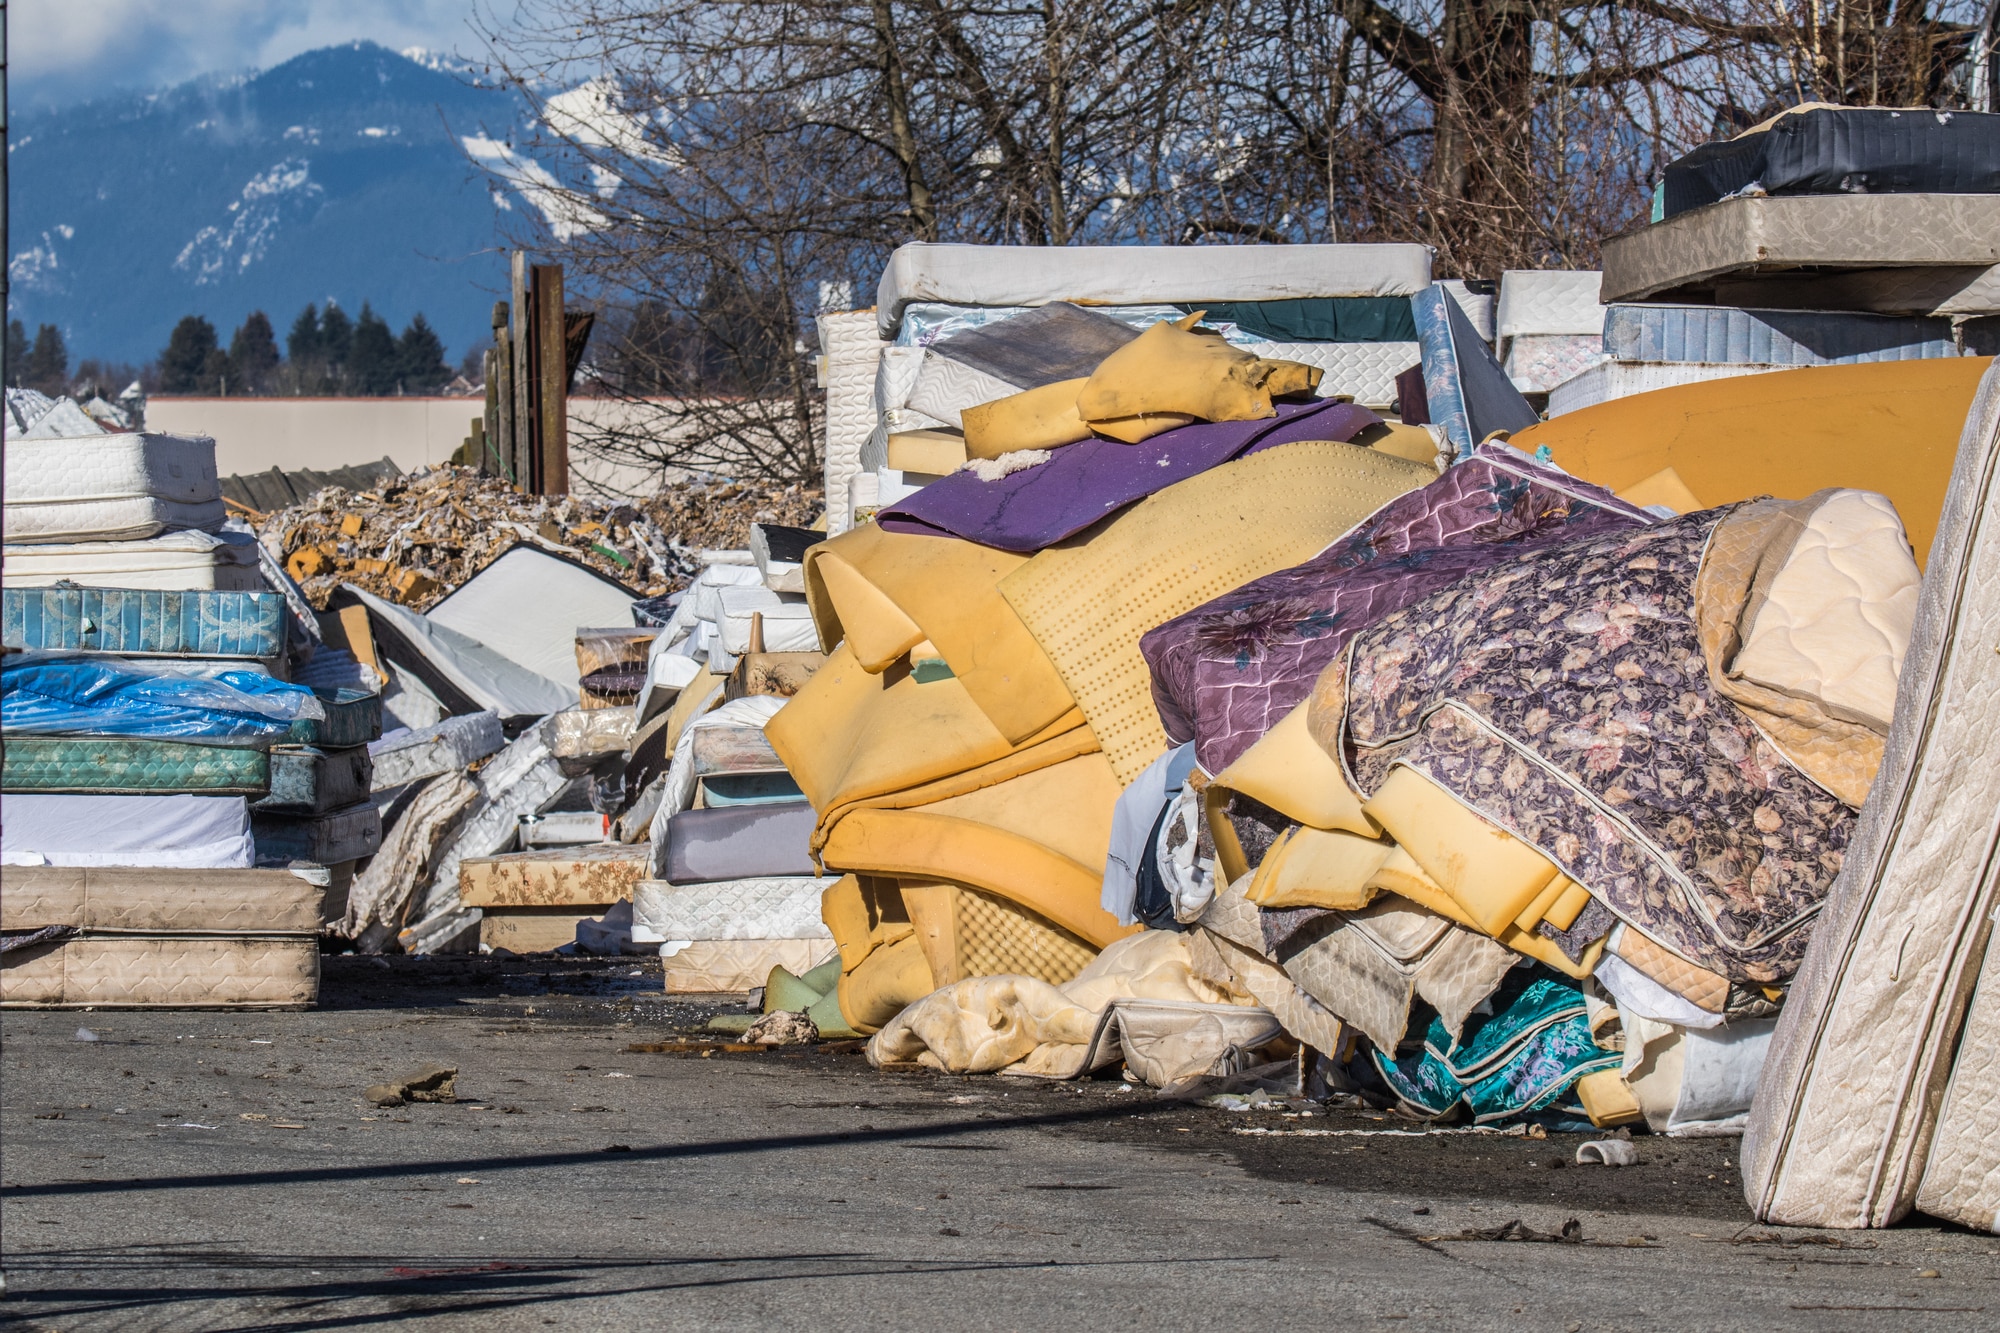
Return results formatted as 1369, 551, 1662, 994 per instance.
367, 710, 506, 791
1546, 361, 1783, 416
4, 495, 226, 545
1435, 280, 1495, 343
631, 875, 837, 943
688, 560, 766, 621
0, 794, 254, 869
819, 309, 891, 535
716, 585, 816, 654
2, 528, 262, 590
1246, 340, 1419, 410
1743, 359, 2000, 1230
659, 937, 837, 993
876, 242, 1434, 339
4, 431, 217, 506
1496, 270, 1604, 337
425, 546, 636, 689
1502, 334, 1606, 394
416, 714, 571, 924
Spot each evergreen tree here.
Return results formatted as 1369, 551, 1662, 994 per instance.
5, 320, 28, 387
394, 313, 450, 393
25, 324, 69, 394
202, 348, 233, 395
286, 305, 321, 363
228, 311, 281, 392
159, 316, 219, 394
318, 304, 354, 372
348, 304, 398, 395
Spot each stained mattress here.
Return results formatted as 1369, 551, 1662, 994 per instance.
458, 844, 653, 908
283, 687, 383, 749
1, 864, 321, 1009
1743, 359, 2000, 1230
366, 710, 505, 791
1, 529, 262, 590
3, 431, 224, 544
2, 736, 269, 794
254, 746, 373, 814
3, 587, 286, 658
1600, 193, 2000, 304
630, 875, 837, 943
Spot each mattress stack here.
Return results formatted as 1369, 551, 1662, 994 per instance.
1574, 106, 1999, 416
0, 588, 369, 1007
825, 241, 1435, 534
1494, 270, 1607, 396
2, 430, 262, 589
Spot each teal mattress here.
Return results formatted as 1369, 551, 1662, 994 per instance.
2, 735, 270, 794
254, 746, 372, 814
282, 687, 383, 748
3, 588, 285, 658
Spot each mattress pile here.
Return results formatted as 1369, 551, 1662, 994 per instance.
1575, 107, 1996, 416
0, 606, 385, 1007
825, 240, 1439, 535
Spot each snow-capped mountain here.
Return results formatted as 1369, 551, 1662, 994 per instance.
8, 42, 540, 368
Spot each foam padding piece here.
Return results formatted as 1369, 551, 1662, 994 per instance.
999, 440, 1433, 784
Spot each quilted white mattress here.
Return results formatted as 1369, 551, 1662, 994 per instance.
1546, 361, 1781, 416
715, 586, 817, 654
1247, 340, 1418, 410
659, 937, 837, 993
1495, 270, 1604, 337
4, 431, 219, 505
631, 875, 836, 943
1502, 334, 1606, 394
819, 310, 891, 535
877, 242, 1434, 338
1, 935, 319, 1008
1733, 490, 1919, 732
1742, 359, 2000, 1229
2, 529, 262, 590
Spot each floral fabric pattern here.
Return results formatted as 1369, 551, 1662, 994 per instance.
1141, 447, 1648, 773
1337, 512, 1853, 985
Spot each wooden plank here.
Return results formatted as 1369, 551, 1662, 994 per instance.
533, 263, 569, 495
510, 252, 536, 491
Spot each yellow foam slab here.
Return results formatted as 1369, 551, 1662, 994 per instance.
803, 523, 1074, 743
1244, 824, 1394, 912
1512, 357, 1990, 570
1362, 767, 1564, 938
962, 378, 1095, 459
1364, 846, 1602, 980
1212, 697, 1381, 837
1615, 466, 1703, 515
887, 429, 969, 475
1575, 1068, 1645, 1128
837, 934, 934, 1035
1000, 440, 1433, 784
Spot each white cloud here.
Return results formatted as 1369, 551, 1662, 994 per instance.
12, 0, 512, 110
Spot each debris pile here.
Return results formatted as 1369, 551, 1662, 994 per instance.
261, 466, 822, 612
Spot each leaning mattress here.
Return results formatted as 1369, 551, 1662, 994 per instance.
631, 875, 838, 943
875, 241, 1433, 338
2, 736, 270, 794
1742, 358, 2000, 1230
2, 431, 224, 544
1601, 305, 1957, 366
1599, 194, 2000, 304
0, 865, 320, 1008
2, 587, 286, 658
1, 529, 262, 591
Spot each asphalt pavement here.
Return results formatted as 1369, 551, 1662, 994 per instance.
3, 954, 1995, 1331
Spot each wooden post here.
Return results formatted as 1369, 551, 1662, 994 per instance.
486, 301, 512, 482
510, 251, 537, 491
532, 264, 569, 495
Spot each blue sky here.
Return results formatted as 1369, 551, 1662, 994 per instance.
12, 0, 507, 110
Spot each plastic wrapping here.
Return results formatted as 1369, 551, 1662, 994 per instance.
1, 651, 322, 743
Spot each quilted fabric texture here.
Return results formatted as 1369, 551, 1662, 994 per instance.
1502, 334, 1607, 393
2, 736, 270, 794
1915, 934, 2000, 1230
2, 587, 286, 657
3, 432, 225, 544
1743, 360, 2000, 1229
1, 935, 318, 1008
818, 309, 891, 535
905, 352, 1022, 429
1001, 439, 1434, 784
0, 865, 320, 933
631, 875, 836, 942
1240, 339, 1418, 409
1141, 446, 1648, 772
